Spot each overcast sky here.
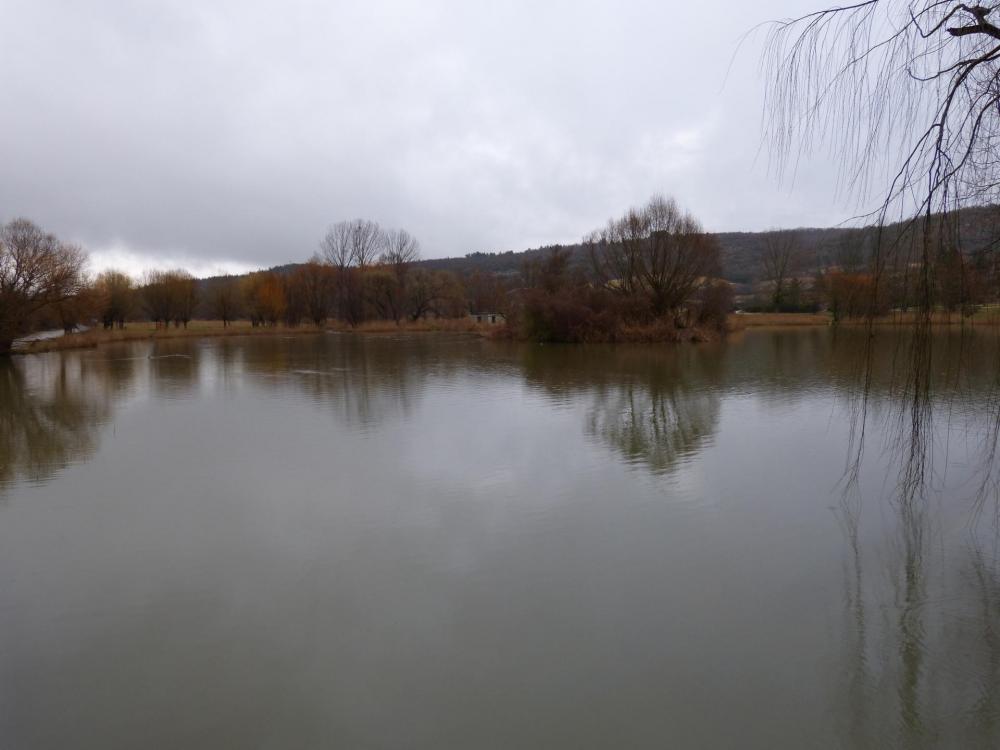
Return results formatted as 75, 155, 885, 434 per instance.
1, 0, 848, 276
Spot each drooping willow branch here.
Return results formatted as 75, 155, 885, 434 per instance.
764, 2, 1000, 502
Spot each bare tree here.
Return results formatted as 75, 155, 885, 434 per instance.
587, 195, 720, 318
365, 268, 403, 322
371, 229, 421, 323
0, 218, 87, 354
764, 2, 1000, 311
242, 271, 286, 327
168, 271, 198, 328
762, 2, 1000, 499
52, 283, 98, 335
142, 269, 195, 328
380, 228, 421, 280
291, 257, 335, 327
760, 231, 803, 310
321, 222, 353, 270
349, 219, 382, 269
321, 219, 384, 325
142, 270, 175, 328
95, 270, 134, 329
465, 270, 510, 315
406, 269, 465, 321
323, 219, 384, 268
207, 276, 242, 327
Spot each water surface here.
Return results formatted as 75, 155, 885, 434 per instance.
1, 329, 998, 749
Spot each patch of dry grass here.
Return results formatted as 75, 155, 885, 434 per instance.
329, 318, 493, 335
853, 310, 1000, 326
16, 321, 323, 354
16, 318, 496, 354
729, 312, 831, 328
729, 309, 1000, 330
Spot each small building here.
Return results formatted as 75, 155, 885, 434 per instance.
469, 312, 506, 325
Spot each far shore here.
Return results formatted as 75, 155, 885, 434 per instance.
13, 318, 493, 355
15, 310, 1000, 355
732, 310, 1000, 328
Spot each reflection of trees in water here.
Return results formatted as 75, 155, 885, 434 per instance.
838, 493, 1000, 748
240, 334, 499, 430
219, 329, 999, 482
586, 381, 719, 475
238, 335, 729, 476
148, 340, 202, 399
722, 327, 1000, 746
520, 346, 725, 475
847, 325, 1000, 509
751, 326, 1000, 510
0, 353, 128, 490
514, 330, 939, 477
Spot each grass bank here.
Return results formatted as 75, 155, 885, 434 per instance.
729, 312, 831, 328
856, 310, 1000, 326
21, 311, 1000, 355
729, 310, 1000, 330
14, 318, 496, 355
327, 318, 494, 335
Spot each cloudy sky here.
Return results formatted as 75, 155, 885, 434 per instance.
1, 0, 847, 276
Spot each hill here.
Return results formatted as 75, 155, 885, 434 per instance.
202, 205, 1000, 291
414, 205, 1000, 286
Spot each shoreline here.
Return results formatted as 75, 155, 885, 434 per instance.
15, 311, 1000, 355
13, 319, 494, 355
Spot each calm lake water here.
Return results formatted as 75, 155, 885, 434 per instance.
2, 329, 999, 749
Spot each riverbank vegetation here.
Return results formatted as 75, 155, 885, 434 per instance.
760, 1, 1000, 505
9, 197, 1000, 355
2, 199, 733, 353
0, 219, 88, 355
508, 195, 731, 342
15, 317, 496, 354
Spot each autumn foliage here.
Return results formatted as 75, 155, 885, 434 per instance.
0, 219, 87, 353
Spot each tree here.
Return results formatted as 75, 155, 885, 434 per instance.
380, 228, 420, 280
764, 1, 1000, 316
365, 268, 403, 323
760, 231, 803, 310
405, 269, 466, 321
763, 2, 1000, 496
375, 228, 421, 323
141, 269, 196, 328
167, 271, 197, 328
0, 218, 87, 354
431, 271, 467, 318
349, 219, 382, 269
523, 246, 573, 293
464, 270, 509, 315
290, 258, 335, 327
52, 283, 99, 334
243, 271, 286, 326
586, 195, 720, 320
320, 222, 353, 270
322, 218, 383, 269
206, 276, 242, 327
142, 270, 175, 328
95, 270, 134, 329
321, 220, 384, 325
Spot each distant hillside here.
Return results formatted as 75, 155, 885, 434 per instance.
202, 205, 1000, 290
414, 205, 1000, 286
413, 231, 844, 286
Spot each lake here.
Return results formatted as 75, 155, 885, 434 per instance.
1, 328, 998, 749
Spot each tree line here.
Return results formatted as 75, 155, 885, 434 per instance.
514, 195, 731, 342
0, 217, 493, 353
741, 215, 1000, 320
0, 197, 737, 351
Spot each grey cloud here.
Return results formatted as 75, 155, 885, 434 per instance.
1, 0, 849, 273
